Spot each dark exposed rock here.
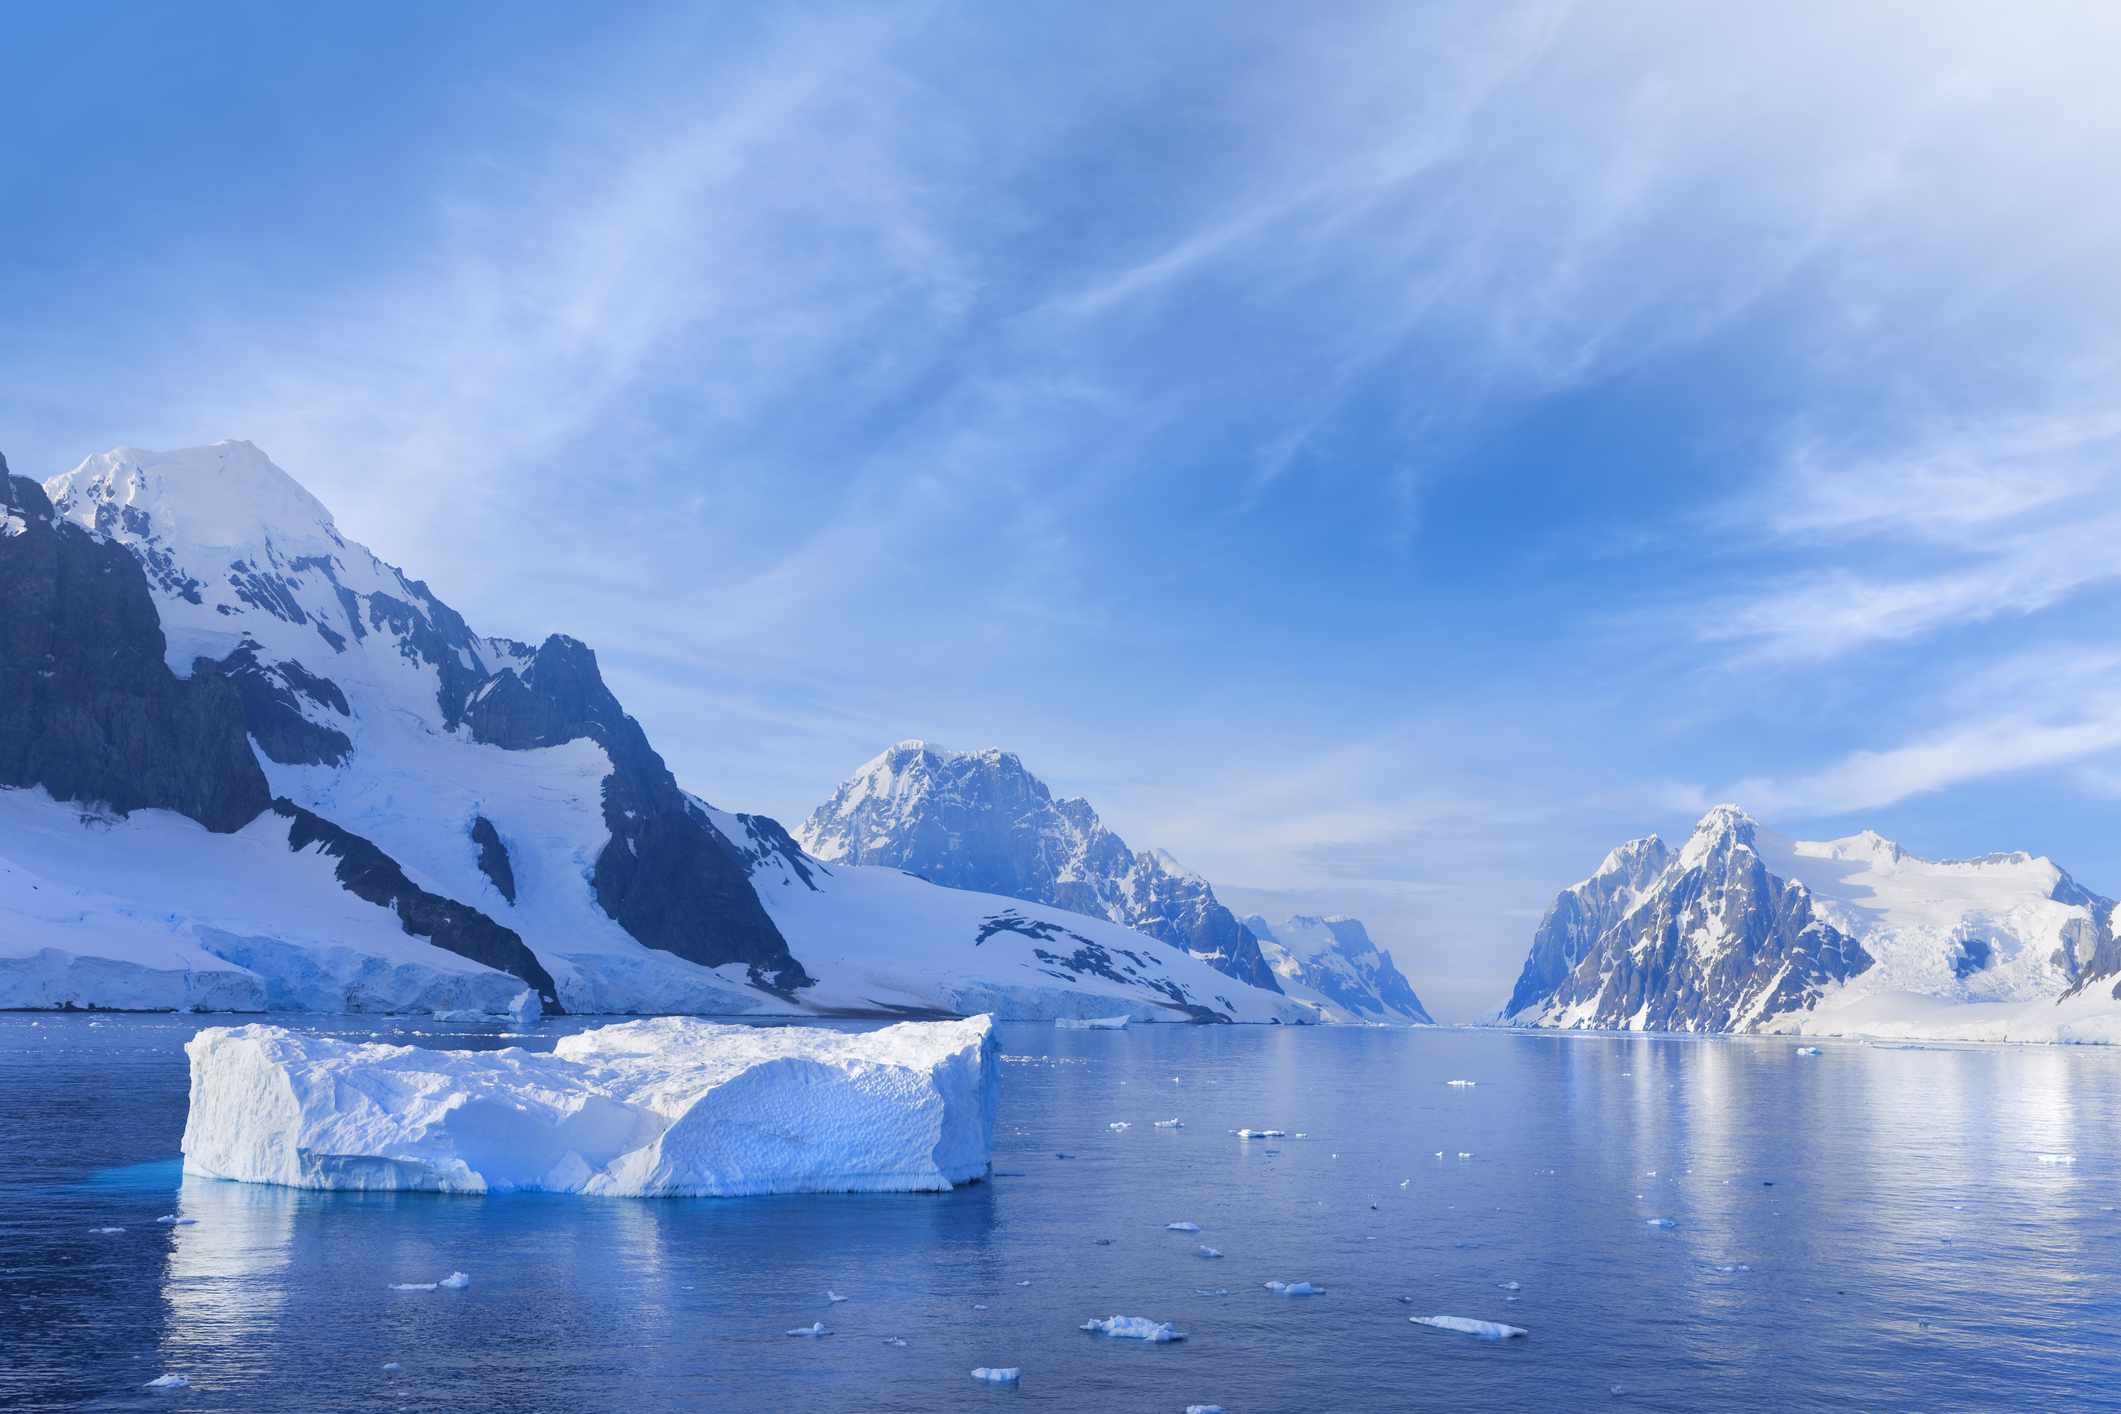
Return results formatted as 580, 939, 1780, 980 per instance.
464, 634, 808, 989
1505, 836, 1670, 1019
1508, 808, 1871, 1032
470, 814, 517, 903
274, 799, 559, 1011
0, 465, 269, 832
191, 640, 353, 767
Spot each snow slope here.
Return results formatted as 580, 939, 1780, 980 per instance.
182, 1015, 998, 1195
713, 808, 1305, 1023
0, 787, 530, 1015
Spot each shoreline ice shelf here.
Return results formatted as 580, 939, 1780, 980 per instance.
180, 1015, 998, 1197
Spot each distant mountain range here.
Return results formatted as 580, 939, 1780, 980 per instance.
1504, 804, 2121, 1042
798, 741, 1434, 1023
0, 442, 1311, 1023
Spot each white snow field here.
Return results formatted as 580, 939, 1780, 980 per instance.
0, 787, 534, 1016
181, 1015, 998, 1196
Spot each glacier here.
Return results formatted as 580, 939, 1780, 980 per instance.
180, 1015, 998, 1197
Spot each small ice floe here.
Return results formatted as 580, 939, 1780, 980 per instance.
155, 1215, 197, 1226
439, 1272, 470, 1290
1187, 1406, 1228, 1414
1410, 1315, 1527, 1340
786, 1322, 830, 1338
1017, 1279, 1031, 1287
1711, 1264, 1751, 1274
382, 1362, 402, 1373
1457, 1152, 1473, 1161
89, 1226, 126, 1234
1195, 1287, 1230, 1297
2035, 1153, 2078, 1166
1264, 1281, 1322, 1296
971, 1367, 1021, 1384
1109, 1122, 1131, 1132
1794, 1046, 1822, 1057
1057, 1015, 1129, 1030
1434, 1151, 1444, 1159
390, 1281, 439, 1292
827, 1290, 848, 1303
1498, 1281, 1521, 1291
1154, 1119, 1183, 1129
1446, 1080, 1477, 1088
1400, 1179, 1410, 1189
1167, 1221, 1201, 1232
1645, 1217, 1677, 1229
144, 1374, 191, 1390
1081, 1315, 1185, 1342
1235, 1128, 1285, 1139
882, 1337, 909, 1348
1197, 1246, 1223, 1259
973, 1303, 989, 1311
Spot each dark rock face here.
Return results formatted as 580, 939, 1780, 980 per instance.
464, 635, 808, 990
192, 640, 353, 766
800, 743, 1282, 993
0, 468, 269, 832
274, 800, 560, 1011
470, 815, 516, 903
2055, 872, 2121, 998
1505, 836, 1671, 1019
1508, 809, 1871, 1032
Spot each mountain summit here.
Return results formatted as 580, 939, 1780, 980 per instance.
799, 741, 1285, 993
1506, 805, 2121, 1037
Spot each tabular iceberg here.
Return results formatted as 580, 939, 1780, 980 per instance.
181, 1015, 998, 1197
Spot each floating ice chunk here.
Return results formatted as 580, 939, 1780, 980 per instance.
1446, 1079, 1477, 1087
1017, 1280, 1031, 1287
439, 1272, 470, 1289
1056, 1015, 1129, 1030
1197, 1246, 1222, 1259
1794, 1046, 1822, 1056
1457, 1152, 1472, 1160
1498, 1281, 1520, 1291
827, 1290, 848, 1303
144, 1374, 191, 1390
882, 1337, 909, 1348
1264, 1281, 1322, 1296
786, 1322, 830, 1338
180, 1016, 998, 1197
1154, 1119, 1183, 1129
89, 1226, 125, 1234
382, 1362, 402, 1373
2035, 1153, 2077, 1166
1108, 1121, 1131, 1133
1195, 1287, 1230, 1296
971, 1367, 1021, 1383
1712, 1264, 1751, 1273
1081, 1315, 1185, 1342
1187, 1406, 1227, 1414
1410, 1315, 1527, 1340
155, 1215, 197, 1226
1235, 1128, 1285, 1139
1166, 1221, 1201, 1232
390, 1281, 439, 1292
1646, 1217, 1677, 1229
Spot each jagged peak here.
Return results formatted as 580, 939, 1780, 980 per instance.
1677, 803, 1759, 868
45, 441, 342, 557
1141, 846, 1201, 880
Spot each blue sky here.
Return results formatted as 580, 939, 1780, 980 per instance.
9, 2, 2121, 1019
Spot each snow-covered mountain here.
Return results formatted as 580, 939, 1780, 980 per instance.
0, 444, 1305, 1023
1504, 804, 2121, 1042
1242, 914, 1433, 1024
798, 742, 1285, 992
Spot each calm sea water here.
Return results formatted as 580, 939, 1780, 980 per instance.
3, 1015, 2119, 1412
